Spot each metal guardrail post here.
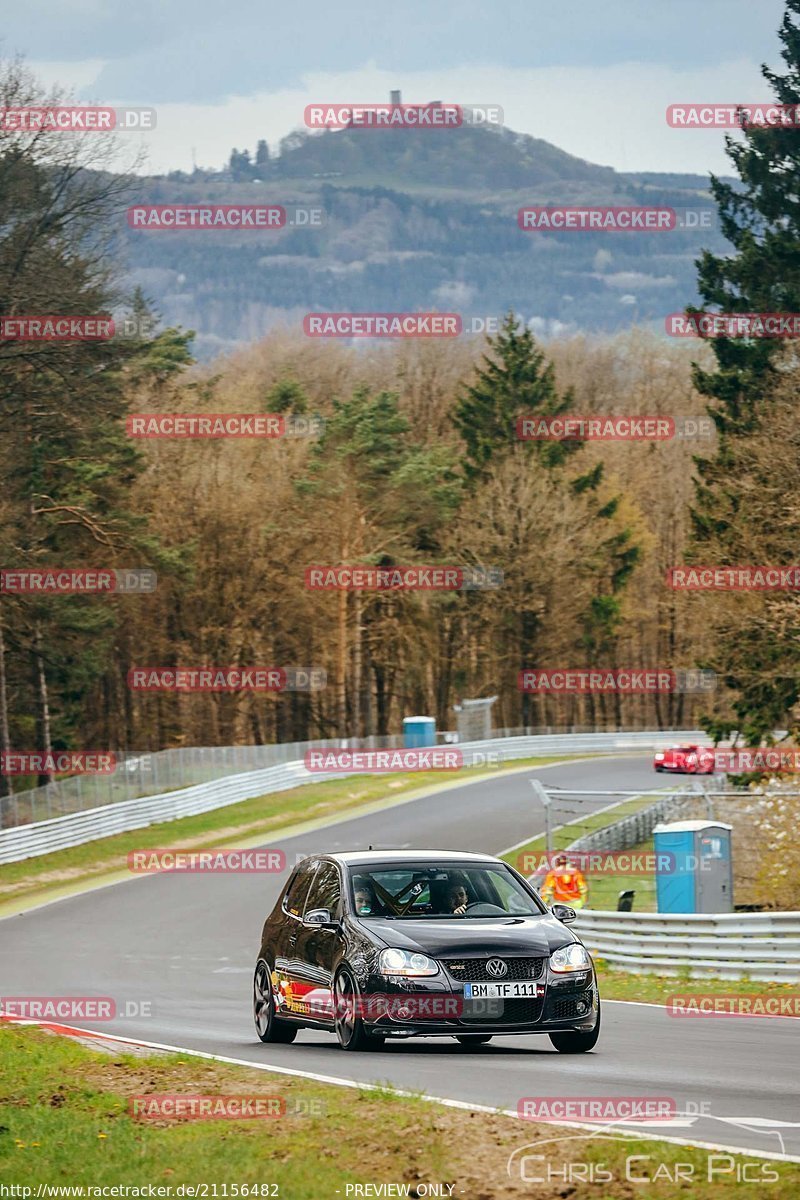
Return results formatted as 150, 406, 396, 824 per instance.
529, 778, 552, 851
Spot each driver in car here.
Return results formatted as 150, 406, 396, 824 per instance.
446, 882, 469, 915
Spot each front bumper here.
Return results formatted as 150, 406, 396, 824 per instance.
362, 967, 598, 1037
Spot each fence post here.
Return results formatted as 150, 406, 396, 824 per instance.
530, 778, 552, 852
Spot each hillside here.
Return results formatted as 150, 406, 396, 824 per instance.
122, 123, 730, 359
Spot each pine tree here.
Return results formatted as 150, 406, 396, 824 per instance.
691, 0, 800, 546
686, 1, 800, 742
453, 314, 577, 484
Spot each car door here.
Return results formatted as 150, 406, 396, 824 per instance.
273, 859, 320, 1018
291, 859, 344, 1022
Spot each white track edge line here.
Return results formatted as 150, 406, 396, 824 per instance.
3, 1015, 798, 1164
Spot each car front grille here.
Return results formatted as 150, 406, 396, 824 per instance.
550, 990, 594, 1021
461, 997, 544, 1025
442, 956, 546, 983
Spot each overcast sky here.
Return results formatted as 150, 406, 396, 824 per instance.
3, 0, 790, 176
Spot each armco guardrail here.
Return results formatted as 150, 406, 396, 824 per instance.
566, 793, 691, 856
575, 909, 800, 982
0, 761, 314, 866
0, 726, 709, 828
0, 730, 707, 864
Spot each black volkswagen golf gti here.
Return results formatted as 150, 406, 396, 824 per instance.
253, 850, 600, 1052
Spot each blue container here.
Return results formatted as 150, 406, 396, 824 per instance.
403, 716, 436, 748
653, 821, 733, 914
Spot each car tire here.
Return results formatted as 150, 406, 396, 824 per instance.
549, 1001, 600, 1054
253, 959, 298, 1044
455, 1035, 492, 1046
654, 766, 663, 773
333, 967, 377, 1051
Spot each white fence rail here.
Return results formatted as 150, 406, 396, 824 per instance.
0, 727, 709, 828
0, 730, 707, 865
575, 909, 800, 982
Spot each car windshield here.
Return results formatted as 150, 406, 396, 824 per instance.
348, 863, 545, 919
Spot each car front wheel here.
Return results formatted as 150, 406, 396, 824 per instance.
253, 959, 297, 1044
549, 1001, 600, 1054
334, 967, 379, 1051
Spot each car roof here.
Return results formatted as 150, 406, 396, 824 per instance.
300, 850, 503, 868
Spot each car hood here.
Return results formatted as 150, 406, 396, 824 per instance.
357, 915, 576, 957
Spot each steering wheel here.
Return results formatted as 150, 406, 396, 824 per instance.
461, 901, 506, 916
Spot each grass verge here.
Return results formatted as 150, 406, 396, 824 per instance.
501, 792, 660, 911
595, 963, 800, 1007
0, 1023, 797, 1198
0, 756, 581, 912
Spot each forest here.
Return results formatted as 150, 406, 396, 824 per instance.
1, 52, 798, 793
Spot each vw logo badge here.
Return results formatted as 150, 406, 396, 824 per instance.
485, 958, 508, 978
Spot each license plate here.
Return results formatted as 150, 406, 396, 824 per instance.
464, 981, 543, 999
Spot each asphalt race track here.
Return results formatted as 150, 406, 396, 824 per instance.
1, 755, 798, 1160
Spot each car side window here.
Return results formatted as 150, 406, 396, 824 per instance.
307, 861, 341, 916
284, 861, 318, 917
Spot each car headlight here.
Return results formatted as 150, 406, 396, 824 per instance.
378, 948, 439, 976
654, 753, 664, 760
549, 943, 592, 973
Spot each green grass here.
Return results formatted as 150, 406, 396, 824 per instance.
1, 1023, 798, 1198
0, 755, 584, 910
596, 962, 800, 1007
579, 833, 658, 912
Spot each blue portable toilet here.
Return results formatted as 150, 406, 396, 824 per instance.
403, 716, 436, 748
653, 820, 733, 914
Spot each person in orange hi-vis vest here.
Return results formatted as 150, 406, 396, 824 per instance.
540, 853, 588, 909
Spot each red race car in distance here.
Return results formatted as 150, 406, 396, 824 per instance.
653, 744, 715, 774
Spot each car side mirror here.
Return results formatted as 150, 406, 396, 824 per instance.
551, 904, 577, 924
304, 908, 336, 928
